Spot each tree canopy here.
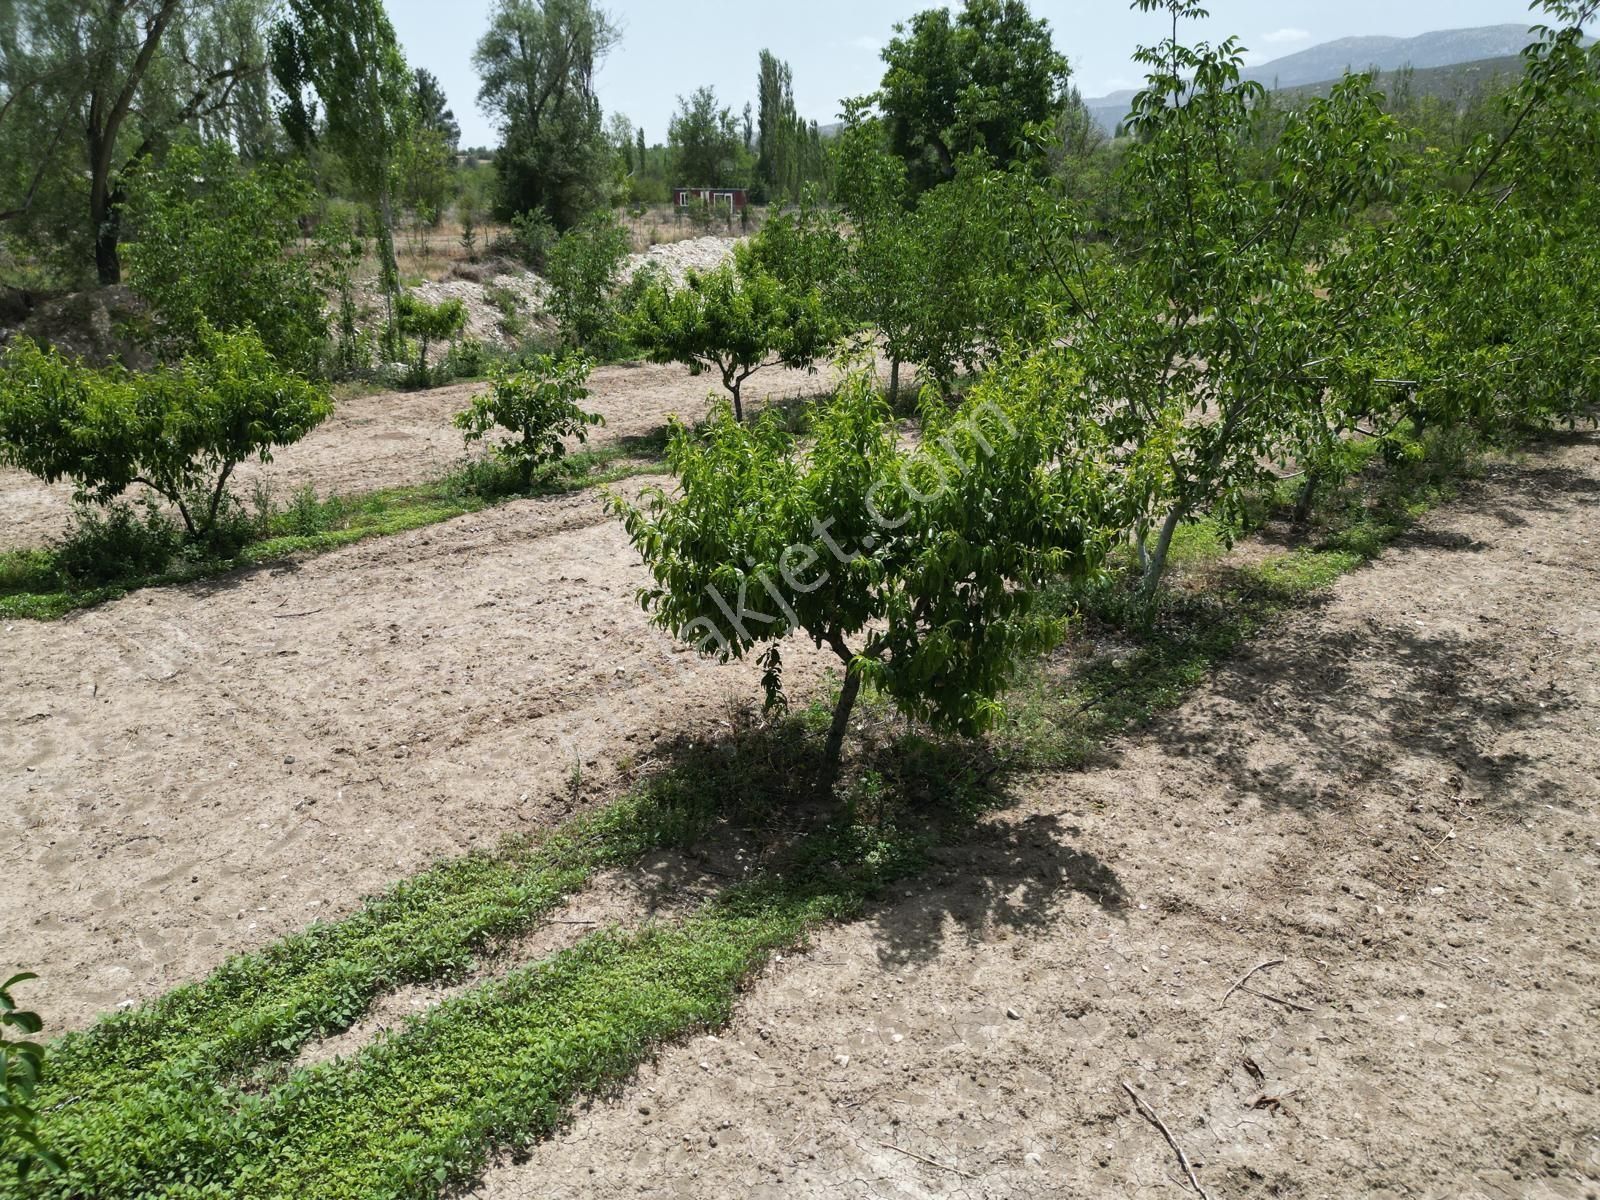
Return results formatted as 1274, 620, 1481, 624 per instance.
473, 0, 619, 228
877, 0, 1071, 190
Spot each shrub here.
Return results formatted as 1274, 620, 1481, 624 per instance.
0, 327, 333, 541
396, 294, 468, 387
510, 209, 558, 271
54, 501, 180, 586
614, 363, 1109, 792
123, 143, 328, 376
453, 355, 604, 486
441, 337, 492, 381
545, 212, 632, 356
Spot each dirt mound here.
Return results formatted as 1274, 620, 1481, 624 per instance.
622, 236, 740, 287
0, 286, 152, 368
399, 237, 738, 358
412, 272, 551, 349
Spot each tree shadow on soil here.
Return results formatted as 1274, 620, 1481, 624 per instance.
1154, 577, 1565, 816
1091, 443, 1600, 816
619, 711, 1127, 970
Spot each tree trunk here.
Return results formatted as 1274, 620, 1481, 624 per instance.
820, 664, 862, 798
1292, 472, 1318, 525
94, 223, 122, 286
889, 357, 901, 408
376, 189, 401, 359
90, 164, 123, 285
1139, 505, 1186, 607
730, 377, 745, 423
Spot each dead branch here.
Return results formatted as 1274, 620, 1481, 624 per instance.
874, 1140, 976, 1179
1238, 984, 1315, 1014
1122, 1082, 1213, 1200
1219, 958, 1284, 1008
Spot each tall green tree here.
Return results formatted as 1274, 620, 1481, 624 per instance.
474, 0, 619, 229
668, 85, 746, 187
0, 0, 271, 284
755, 51, 796, 198
271, 0, 416, 351
413, 67, 461, 152
877, 0, 1071, 191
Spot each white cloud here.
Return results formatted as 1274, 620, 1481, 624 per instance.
1260, 27, 1313, 45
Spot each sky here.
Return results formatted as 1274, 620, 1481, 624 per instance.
386, 0, 1553, 150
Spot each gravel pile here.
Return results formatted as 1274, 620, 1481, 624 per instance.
620, 236, 739, 288
411, 273, 550, 348
397, 236, 741, 355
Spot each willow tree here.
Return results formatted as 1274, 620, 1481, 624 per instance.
272, 0, 415, 348
0, 0, 271, 284
474, 0, 619, 229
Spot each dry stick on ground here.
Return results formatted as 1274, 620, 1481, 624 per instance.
1121, 1082, 1214, 1200
1237, 984, 1316, 1014
874, 1141, 976, 1180
1219, 959, 1285, 1008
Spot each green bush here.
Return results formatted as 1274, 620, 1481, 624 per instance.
545, 212, 632, 356
509, 209, 558, 271
454, 356, 604, 486
123, 143, 329, 377
614, 361, 1109, 790
54, 501, 181, 587
0, 327, 333, 541
440, 337, 493, 381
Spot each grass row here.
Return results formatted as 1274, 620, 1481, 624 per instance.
6, 424, 1499, 1198
0, 447, 669, 621
16, 700, 951, 1199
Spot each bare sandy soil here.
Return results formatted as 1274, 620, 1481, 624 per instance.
0, 483, 836, 1026
463, 437, 1600, 1200
0, 356, 853, 552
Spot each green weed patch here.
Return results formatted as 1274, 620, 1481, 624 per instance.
0, 449, 667, 622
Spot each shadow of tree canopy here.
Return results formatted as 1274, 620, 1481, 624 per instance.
603, 707, 1127, 971
1159, 613, 1560, 815
1144, 445, 1600, 815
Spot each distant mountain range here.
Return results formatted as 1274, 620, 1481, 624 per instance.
1084, 24, 1549, 134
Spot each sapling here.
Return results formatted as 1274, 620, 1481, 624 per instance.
614, 360, 1109, 793
397, 294, 468, 386
454, 355, 604, 486
627, 250, 840, 421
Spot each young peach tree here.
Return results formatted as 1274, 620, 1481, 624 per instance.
454, 355, 603, 486
0, 326, 332, 541
626, 248, 841, 421
614, 360, 1109, 792
396, 294, 467, 386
